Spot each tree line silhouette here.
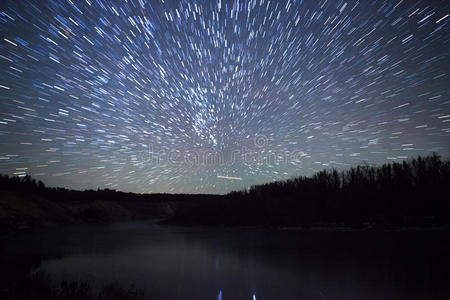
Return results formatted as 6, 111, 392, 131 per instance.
166, 153, 450, 227
0, 173, 217, 203
0, 172, 217, 230
1, 153, 449, 227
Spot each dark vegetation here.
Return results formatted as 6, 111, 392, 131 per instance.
165, 153, 450, 227
0, 174, 218, 235
4, 272, 143, 300
1, 154, 449, 230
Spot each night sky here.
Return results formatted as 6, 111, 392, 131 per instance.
0, 0, 449, 194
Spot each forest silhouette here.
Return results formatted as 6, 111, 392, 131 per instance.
1, 153, 449, 229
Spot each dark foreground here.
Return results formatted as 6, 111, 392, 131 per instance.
1, 222, 450, 300
1, 155, 449, 233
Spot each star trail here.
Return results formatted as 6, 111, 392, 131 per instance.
0, 0, 449, 194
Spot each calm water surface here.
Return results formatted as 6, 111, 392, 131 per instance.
1, 222, 450, 300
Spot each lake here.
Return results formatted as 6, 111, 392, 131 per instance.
1, 222, 450, 299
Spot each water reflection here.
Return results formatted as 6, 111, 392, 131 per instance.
216, 290, 257, 300
1, 223, 450, 300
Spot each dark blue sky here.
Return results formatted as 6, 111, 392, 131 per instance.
0, 0, 449, 193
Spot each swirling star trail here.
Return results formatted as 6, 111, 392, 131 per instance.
0, 0, 449, 193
